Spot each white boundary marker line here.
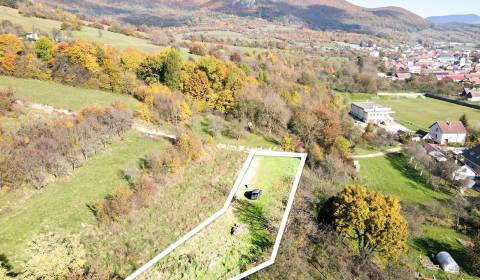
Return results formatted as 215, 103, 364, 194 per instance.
125, 150, 307, 280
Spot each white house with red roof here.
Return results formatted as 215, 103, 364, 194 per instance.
428, 121, 467, 145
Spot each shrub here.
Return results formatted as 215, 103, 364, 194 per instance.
189, 42, 207, 56
91, 189, 133, 223
0, 87, 15, 115
22, 232, 86, 279
175, 130, 203, 162
131, 175, 156, 208
150, 91, 191, 124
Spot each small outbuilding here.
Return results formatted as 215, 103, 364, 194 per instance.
436, 251, 460, 274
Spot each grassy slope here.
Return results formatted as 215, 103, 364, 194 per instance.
0, 131, 165, 268
0, 76, 139, 111
359, 154, 477, 279
0, 6, 161, 52
145, 156, 300, 279
358, 154, 449, 205
86, 148, 247, 277
343, 93, 480, 130
194, 116, 280, 149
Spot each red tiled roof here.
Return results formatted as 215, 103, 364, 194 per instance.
432, 121, 467, 134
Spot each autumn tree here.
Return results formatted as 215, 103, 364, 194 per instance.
119, 47, 146, 72
0, 34, 24, 73
162, 48, 183, 90
136, 48, 184, 89
34, 36, 54, 61
329, 185, 408, 260
183, 69, 213, 109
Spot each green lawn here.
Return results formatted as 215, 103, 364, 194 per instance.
358, 154, 450, 206
0, 76, 139, 111
342, 93, 480, 130
143, 156, 300, 279
0, 131, 165, 268
410, 226, 477, 280
0, 6, 161, 52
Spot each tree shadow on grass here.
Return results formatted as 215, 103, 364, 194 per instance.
385, 153, 451, 200
0, 253, 16, 277
233, 200, 274, 271
412, 237, 473, 275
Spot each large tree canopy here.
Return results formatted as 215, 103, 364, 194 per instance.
330, 185, 408, 259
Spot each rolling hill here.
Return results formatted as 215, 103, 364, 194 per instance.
41, 0, 430, 35
428, 14, 480, 25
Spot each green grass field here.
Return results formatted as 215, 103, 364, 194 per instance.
0, 131, 165, 269
358, 154, 450, 205
0, 76, 139, 111
359, 155, 478, 279
142, 156, 300, 279
342, 93, 480, 130
0, 6, 161, 52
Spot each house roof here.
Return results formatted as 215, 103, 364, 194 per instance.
431, 121, 467, 134
351, 102, 392, 112
463, 145, 480, 167
464, 87, 480, 98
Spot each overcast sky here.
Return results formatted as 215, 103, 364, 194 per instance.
347, 0, 480, 17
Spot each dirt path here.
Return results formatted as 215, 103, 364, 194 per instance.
22, 101, 276, 152
351, 147, 402, 159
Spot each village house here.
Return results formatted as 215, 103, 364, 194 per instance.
423, 143, 447, 162
394, 72, 411, 81
350, 102, 394, 125
428, 121, 467, 145
453, 165, 476, 188
25, 32, 39, 41
460, 87, 480, 101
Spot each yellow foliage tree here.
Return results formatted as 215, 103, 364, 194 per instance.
119, 48, 146, 72
62, 40, 100, 73
0, 34, 24, 73
331, 185, 408, 260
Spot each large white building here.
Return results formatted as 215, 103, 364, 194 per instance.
350, 102, 394, 125
428, 121, 467, 145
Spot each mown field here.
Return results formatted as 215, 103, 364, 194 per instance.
0, 76, 139, 111
141, 156, 300, 279
343, 93, 480, 130
0, 6, 161, 52
359, 154, 477, 280
0, 131, 166, 269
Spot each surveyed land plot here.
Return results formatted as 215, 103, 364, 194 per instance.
127, 151, 307, 280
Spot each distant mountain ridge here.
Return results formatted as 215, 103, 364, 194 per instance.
428, 14, 480, 25
203, 0, 429, 33
40, 0, 431, 37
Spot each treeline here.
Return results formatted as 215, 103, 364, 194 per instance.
0, 96, 132, 189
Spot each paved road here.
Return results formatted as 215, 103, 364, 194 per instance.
351, 147, 402, 159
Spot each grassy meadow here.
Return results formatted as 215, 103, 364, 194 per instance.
0, 131, 166, 269
343, 92, 480, 130
0, 76, 139, 111
0, 6, 161, 52
359, 154, 477, 279
85, 148, 247, 277
141, 156, 300, 279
